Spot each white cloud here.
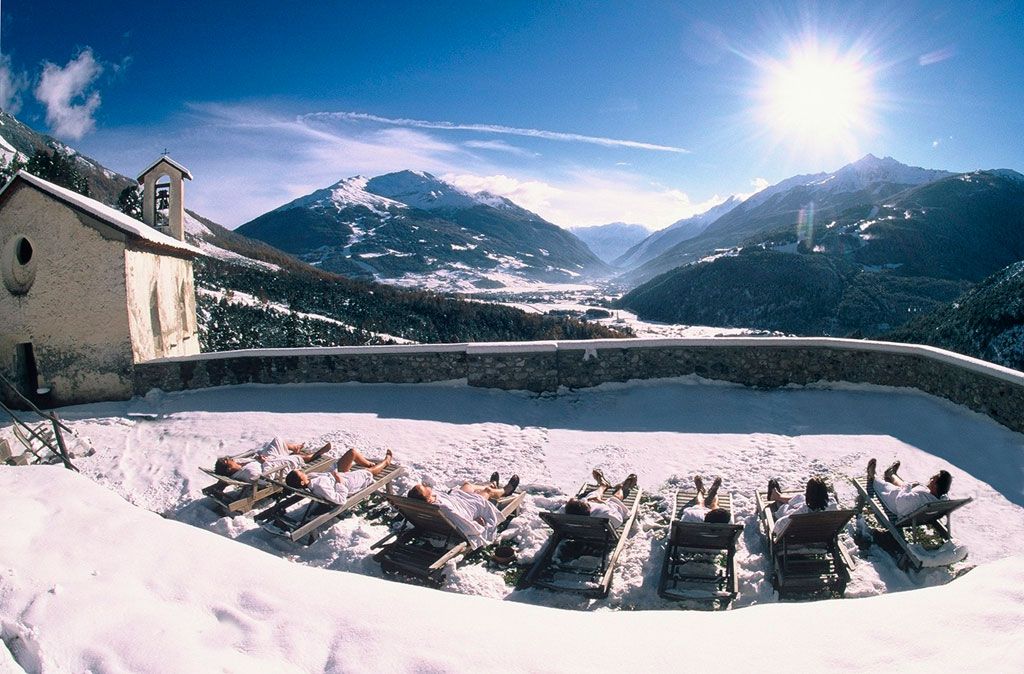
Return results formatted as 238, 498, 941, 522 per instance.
34, 49, 103, 140
0, 54, 29, 115
304, 110, 689, 153
464, 140, 539, 158
738, 177, 770, 200
446, 170, 723, 229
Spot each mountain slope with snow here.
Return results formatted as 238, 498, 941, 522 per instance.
624, 155, 954, 284
568, 222, 652, 264
237, 170, 608, 288
614, 196, 743, 270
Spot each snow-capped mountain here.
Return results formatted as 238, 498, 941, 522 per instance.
614, 196, 743, 270
568, 222, 652, 264
623, 155, 955, 285
236, 170, 608, 290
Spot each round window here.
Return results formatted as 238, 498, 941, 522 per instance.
3, 235, 38, 294
16, 238, 33, 265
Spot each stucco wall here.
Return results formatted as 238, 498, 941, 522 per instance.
134, 338, 1024, 434
0, 185, 135, 404
124, 248, 198, 361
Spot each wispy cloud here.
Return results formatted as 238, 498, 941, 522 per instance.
919, 47, 956, 67
464, 139, 539, 158
0, 54, 29, 115
34, 49, 103, 139
303, 111, 689, 153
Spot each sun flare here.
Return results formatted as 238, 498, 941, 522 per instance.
754, 40, 878, 156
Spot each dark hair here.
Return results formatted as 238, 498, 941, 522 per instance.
934, 470, 952, 497
565, 498, 591, 516
285, 471, 304, 490
407, 485, 427, 501
214, 457, 233, 476
805, 476, 830, 511
704, 508, 731, 524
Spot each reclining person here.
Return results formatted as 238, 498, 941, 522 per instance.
563, 469, 638, 529
214, 438, 332, 483
679, 475, 731, 524
866, 458, 952, 517
286, 448, 393, 504
407, 473, 520, 549
765, 475, 835, 535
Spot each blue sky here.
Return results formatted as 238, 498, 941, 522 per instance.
2, 1, 1022, 229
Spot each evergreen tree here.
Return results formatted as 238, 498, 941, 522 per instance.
26, 146, 91, 196
0, 153, 25, 186
116, 184, 143, 219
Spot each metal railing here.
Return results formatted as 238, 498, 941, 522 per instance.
0, 371, 77, 471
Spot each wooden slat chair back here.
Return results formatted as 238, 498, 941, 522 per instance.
258, 463, 405, 544
387, 494, 466, 537
850, 475, 972, 572
521, 480, 643, 598
659, 489, 743, 605
755, 490, 856, 598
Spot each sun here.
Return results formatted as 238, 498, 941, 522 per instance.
754, 40, 878, 156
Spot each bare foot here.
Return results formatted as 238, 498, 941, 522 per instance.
884, 460, 900, 482
384, 448, 393, 465
693, 475, 705, 494
592, 469, 611, 488
866, 458, 877, 483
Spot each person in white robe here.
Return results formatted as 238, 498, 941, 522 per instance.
563, 469, 638, 529
213, 438, 331, 482
679, 475, 731, 524
765, 475, 836, 536
286, 448, 393, 504
866, 458, 952, 517
406, 475, 520, 549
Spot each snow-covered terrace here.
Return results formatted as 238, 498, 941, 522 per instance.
2, 359, 1024, 670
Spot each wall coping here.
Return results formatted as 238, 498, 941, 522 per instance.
141, 337, 1024, 386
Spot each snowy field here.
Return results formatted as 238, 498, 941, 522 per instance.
2, 377, 1024, 671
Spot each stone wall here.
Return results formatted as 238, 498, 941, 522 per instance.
134, 337, 1024, 434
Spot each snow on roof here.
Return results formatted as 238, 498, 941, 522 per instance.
136, 154, 193, 181
6, 171, 203, 257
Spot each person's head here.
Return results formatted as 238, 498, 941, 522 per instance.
285, 470, 310, 490
214, 457, 242, 476
805, 476, 830, 511
408, 484, 435, 503
704, 508, 731, 524
565, 498, 592, 516
929, 470, 952, 497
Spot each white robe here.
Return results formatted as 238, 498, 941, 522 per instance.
873, 479, 938, 517
435, 489, 503, 550
680, 504, 711, 523
231, 437, 303, 481
774, 494, 837, 536
586, 497, 628, 529
308, 470, 374, 505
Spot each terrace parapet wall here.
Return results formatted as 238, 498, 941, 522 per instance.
134, 338, 1024, 434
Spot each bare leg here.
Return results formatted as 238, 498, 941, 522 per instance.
338, 448, 392, 475
704, 477, 722, 509
460, 482, 505, 500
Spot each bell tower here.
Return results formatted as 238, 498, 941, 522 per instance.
137, 154, 193, 241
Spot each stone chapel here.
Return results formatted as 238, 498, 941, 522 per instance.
0, 156, 202, 406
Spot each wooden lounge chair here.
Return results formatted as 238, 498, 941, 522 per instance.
257, 463, 406, 544
755, 490, 856, 598
201, 451, 337, 515
658, 489, 743, 606
850, 475, 972, 572
372, 489, 526, 586
519, 481, 643, 598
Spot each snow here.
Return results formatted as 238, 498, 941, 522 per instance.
1, 376, 1023, 671
273, 176, 406, 217
6, 171, 202, 256
184, 212, 281, 271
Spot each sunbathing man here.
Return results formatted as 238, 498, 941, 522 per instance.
679, 475, 731, 524
214, 438, 332, 482
285, 448, 393, 505
407, 473, 520, 549
765, 475, 835, 534
564, 469, 638, 529
866, 458, 952, 517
